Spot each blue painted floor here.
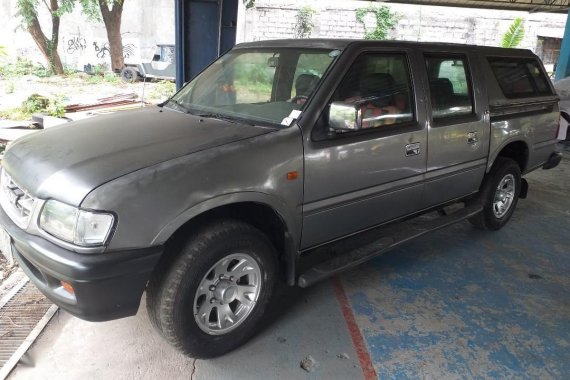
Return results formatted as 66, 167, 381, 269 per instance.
342, 144, 570, 379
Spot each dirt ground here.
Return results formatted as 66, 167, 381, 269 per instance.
0, 74, 170, 119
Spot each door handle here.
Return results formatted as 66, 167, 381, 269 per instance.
405, 142, 420, 156
467, 131, 478, 144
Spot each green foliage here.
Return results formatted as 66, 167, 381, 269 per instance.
149, 80, 177, 103
15, 0, 38, 26
355, 5, 398, 40
243, 0, 255, 9
501, 17, 525, 48
295, 6, 315, 39
85, 71, 120, 84
76, 0, 101, 21
0, 94, 66, 121
46, 96, 66, 117
0, 58, 51, 78
0, 45, 7, 57
21, 94, 50, 115
77, 0, 126, 22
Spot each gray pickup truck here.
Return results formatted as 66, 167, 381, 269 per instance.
0, 39, 561, 358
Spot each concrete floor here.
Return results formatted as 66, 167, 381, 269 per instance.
9, 144, 570, 379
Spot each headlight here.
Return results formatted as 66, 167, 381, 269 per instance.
39, 200, 115, 246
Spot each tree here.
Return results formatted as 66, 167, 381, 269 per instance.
501, 18, 525, 49
16, 0, 73, 75
78, 0, 125, 72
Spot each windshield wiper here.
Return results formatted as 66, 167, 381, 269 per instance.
196, 112, 242, 124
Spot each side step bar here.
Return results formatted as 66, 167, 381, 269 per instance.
297, 204, 483, 288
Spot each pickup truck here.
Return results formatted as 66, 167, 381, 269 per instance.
0, 39, 561, 358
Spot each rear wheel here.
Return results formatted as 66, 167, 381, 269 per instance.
146, 220, 277, 358
469, 157, 521, 230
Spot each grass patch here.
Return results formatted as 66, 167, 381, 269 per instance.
0, 93, 66, 121
148, 80, 176, 102
0, 58, 51, 78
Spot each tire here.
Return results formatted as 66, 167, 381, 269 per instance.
469, 157, 521, 230
146, 220, 277, 358
120, 67, 139, 83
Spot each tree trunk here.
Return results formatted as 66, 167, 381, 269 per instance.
25, 0, 64, 75
99, 1, 125, 72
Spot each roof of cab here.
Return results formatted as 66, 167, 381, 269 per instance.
234, 39, 536, 57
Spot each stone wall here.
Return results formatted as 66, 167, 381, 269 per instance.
237, 0, 566, 63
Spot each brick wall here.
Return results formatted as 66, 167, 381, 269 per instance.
238, 0, 566, 57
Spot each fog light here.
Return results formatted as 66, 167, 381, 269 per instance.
60, 280, 75, 295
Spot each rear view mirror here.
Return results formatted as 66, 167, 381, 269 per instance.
329, 101, 361, 131
267, 57, 279, 67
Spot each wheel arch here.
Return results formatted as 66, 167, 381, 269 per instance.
488, 140, 529, 174
152, 194, 300, 285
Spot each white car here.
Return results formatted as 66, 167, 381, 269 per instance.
554, 77, 570, 141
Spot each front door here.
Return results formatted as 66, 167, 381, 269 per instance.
301, 50, 427, 249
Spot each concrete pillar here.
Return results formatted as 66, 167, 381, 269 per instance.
555, 9, 570, 81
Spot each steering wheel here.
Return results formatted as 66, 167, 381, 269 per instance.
290, 95, 309, 104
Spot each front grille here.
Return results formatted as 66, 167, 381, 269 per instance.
0, 169, 37, 229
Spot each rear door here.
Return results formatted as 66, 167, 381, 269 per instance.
301, 48, 428, 249
421, 51, 490, 207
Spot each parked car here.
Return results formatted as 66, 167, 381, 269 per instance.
0, 39, 561, 358
554, 77, 570, 141
120, 44, 175, 82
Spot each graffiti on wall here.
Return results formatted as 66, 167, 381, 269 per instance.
63, 33, 140, 70
66, 36, 87, 54
93, 41, 137, 59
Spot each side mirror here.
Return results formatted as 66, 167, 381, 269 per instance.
329, 101, 361, 131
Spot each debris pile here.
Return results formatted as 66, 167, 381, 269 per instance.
65, 93, 142, 113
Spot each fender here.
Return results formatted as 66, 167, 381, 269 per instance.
151, 191, 301, 282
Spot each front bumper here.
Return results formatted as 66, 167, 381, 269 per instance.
543, 152, 563, 170
0, 204, 162, 321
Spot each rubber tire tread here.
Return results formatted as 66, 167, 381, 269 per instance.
469, 157, 521, 231
146, 219, 277, 358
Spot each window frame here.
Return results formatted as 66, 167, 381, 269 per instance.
424, 53, 476, 127
487, 56, 554, 99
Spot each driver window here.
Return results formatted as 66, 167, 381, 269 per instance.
331, 53, 414, 130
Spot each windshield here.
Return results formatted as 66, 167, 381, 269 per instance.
168, 48, 338, 126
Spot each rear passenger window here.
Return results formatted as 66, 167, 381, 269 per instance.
425, 56, 473, 119
488, 57, 553, 98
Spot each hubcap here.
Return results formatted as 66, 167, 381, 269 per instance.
193, 253, 261, 335
493, 174, 515, 218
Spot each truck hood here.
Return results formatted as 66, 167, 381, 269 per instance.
2, 107, 274, 206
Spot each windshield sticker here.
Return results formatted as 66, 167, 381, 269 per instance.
289, 110, 302, 119
281, 110, 302, 126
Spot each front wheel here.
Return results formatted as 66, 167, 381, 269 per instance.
469, 157, 521, 230
146, 220, 277, 358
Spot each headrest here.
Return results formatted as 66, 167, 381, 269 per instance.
295, 74, 320, 96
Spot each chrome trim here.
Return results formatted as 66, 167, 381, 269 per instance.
0, 169, 38, 229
